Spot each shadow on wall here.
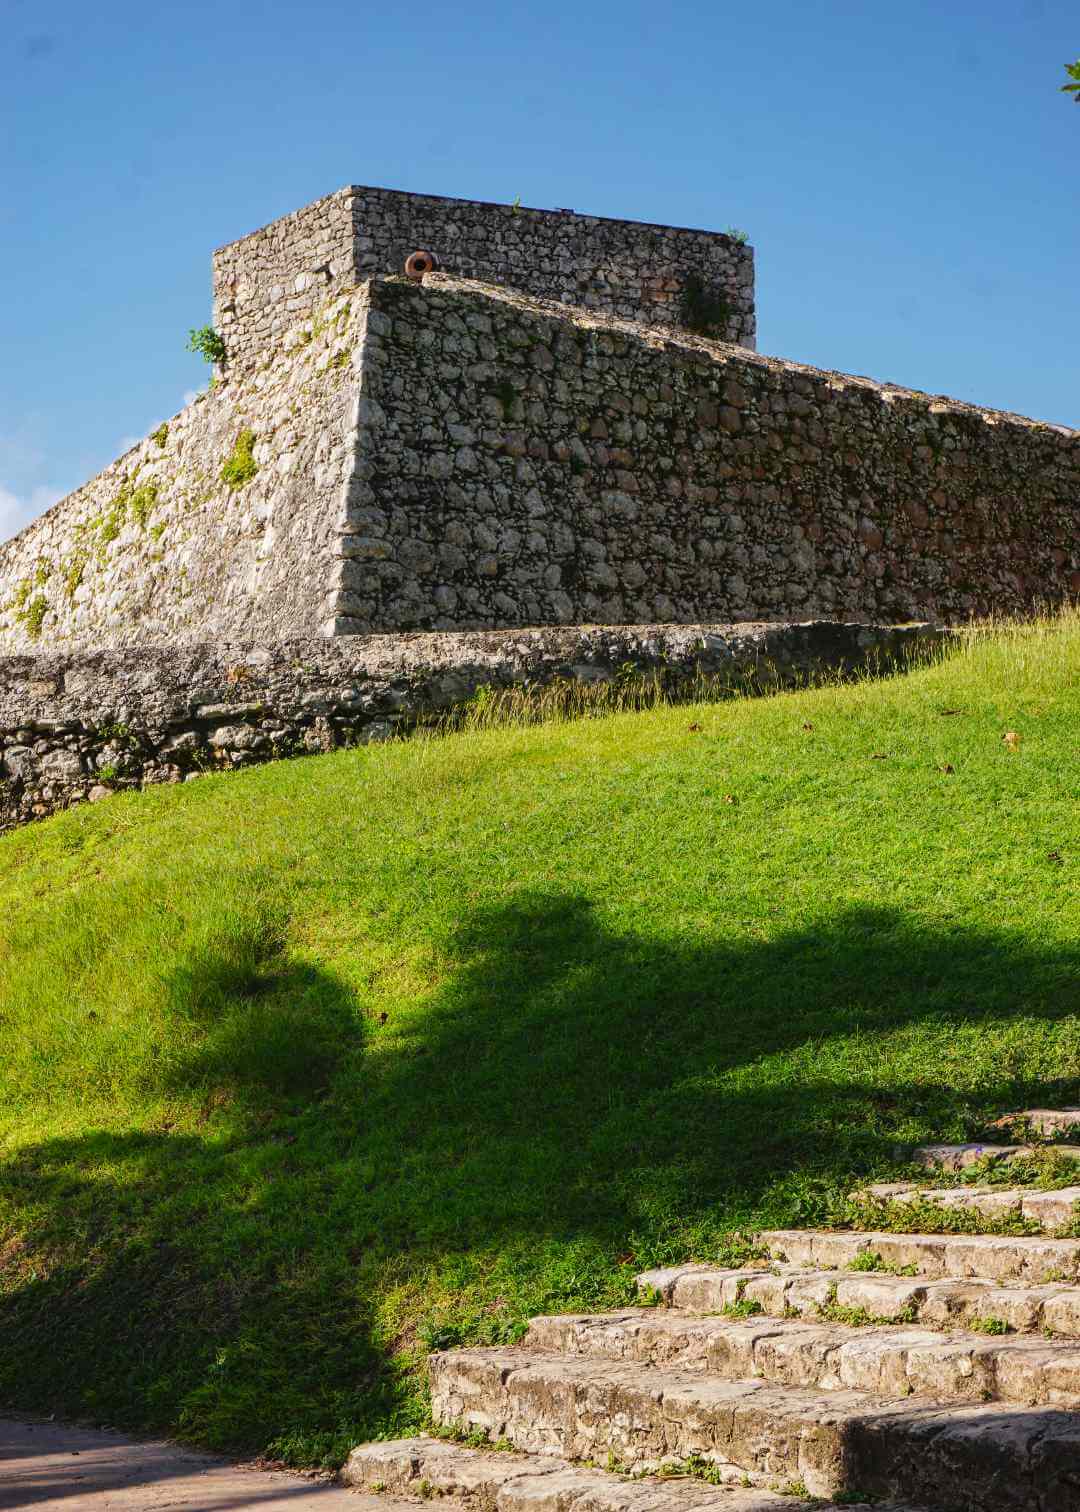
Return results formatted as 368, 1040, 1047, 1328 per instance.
1, 893, 1079, 1456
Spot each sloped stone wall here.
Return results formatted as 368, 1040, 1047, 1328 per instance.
0, 288, 368, 651
212, 186, 756, 380
0, 621, 943, 832
2, 273, 1077, 655
326, 274, 1080, 632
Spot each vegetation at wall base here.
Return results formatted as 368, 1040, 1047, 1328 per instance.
1, 613, 1079, 1465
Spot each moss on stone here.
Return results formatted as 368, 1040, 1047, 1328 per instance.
220, 429, 259, 490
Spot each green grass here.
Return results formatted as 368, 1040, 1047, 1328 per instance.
2, 614, 1079, 1463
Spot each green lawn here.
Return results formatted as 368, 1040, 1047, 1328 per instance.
1, 614, 1078, 1463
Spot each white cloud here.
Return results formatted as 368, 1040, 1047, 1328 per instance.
0, 484, 62, 544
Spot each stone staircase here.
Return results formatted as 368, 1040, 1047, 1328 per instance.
341, 1110, 1080, 1511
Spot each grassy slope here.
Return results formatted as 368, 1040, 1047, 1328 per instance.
1, 617, 1078, 1462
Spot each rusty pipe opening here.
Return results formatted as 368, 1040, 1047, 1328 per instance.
404, 249, 438, 280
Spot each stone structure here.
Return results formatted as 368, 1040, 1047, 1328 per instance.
0, 182, 1077, 827
211, 185, 756, 378
0, 621, 940, 831
1, 271, 1077, 654
333, 1105, 1080, 1510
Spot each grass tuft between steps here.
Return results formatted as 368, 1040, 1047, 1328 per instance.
1, 611, 1079, 1465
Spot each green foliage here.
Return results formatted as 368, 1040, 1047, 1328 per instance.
9, 569, 50, 638
679, 274, 733, 338
720, 1297, 764, 1318
63, 550, 89, 603
1, 614, 1079, 1462
220, 429, 258, 490
845, 1251, 918, 1276
187, 326, 227, 366
1062, 60, 1080, 101
969, 1315, 1010, 1335
94, 480, 160, 551
128, 483, 159, 529
725, 227, 751, 245
18, 593, 47, 639
151, 423, 169, 449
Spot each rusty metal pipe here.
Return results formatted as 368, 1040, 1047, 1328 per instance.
404, 249, 438, 280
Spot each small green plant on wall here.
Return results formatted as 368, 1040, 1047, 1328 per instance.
679, 274, 733, 338
220, 429, 259, 490
187, 326, 227, 366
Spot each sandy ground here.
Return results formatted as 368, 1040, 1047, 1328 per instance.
0, 1418, 381, 1511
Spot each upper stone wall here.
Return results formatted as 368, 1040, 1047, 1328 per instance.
328, 273, 1080, 631
212, 185, 755, 379
2, 271, 1077, 653
0, 287, 367, 651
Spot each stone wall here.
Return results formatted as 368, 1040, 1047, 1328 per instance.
3, 272, 1078, 654
0, 621, 943, 832
0, 287, 367, 650
212, 186, 756, 379
327, 274, 1080, 632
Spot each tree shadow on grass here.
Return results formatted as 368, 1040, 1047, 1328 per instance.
1, 893, 1079, 1459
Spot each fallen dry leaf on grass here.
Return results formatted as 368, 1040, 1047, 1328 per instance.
1002, 730, 1022, 749
688, 722, 703, 733
939, 763, 955, 774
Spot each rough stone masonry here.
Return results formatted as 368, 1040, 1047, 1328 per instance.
0, 183, 1076, 826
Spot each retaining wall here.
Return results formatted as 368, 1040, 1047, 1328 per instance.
0, 621, 941, 832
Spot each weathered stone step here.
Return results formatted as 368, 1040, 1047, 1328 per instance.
636, 1260, 1080, 1336
758, 1228, 1080, 1281
428, 1346, 1080, 1507
525, 1309, 1080, 1406
990, 1108, 1080, 1138
342, 1434, 908, 1511
857, 1181, 1080, 1231
913, 1143, 1080, 1172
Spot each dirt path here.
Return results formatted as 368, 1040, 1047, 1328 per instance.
0, 1418, 377, 1510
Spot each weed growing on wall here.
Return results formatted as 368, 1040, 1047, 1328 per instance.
151, 423, 169, 449
187, 326, 227, 366
679, 274, 733, 338
220, 429, 259, 490
9, 563, 51, 639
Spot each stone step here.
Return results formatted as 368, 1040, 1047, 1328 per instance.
524, 1309, 1080, 1407
636, 1261, 1080, 1336
856, 1182, 1080, 1231
989, 1108, 1080, 1139
428, 1346, 1080, 1507
758, 1228, 1080, 1281
913, 1143, 1080, 1172
342, 1434, 911, 1511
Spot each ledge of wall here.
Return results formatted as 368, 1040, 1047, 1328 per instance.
0, 620, 943, 832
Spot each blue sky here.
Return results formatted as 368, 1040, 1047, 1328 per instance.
1, 0, 1076, 541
